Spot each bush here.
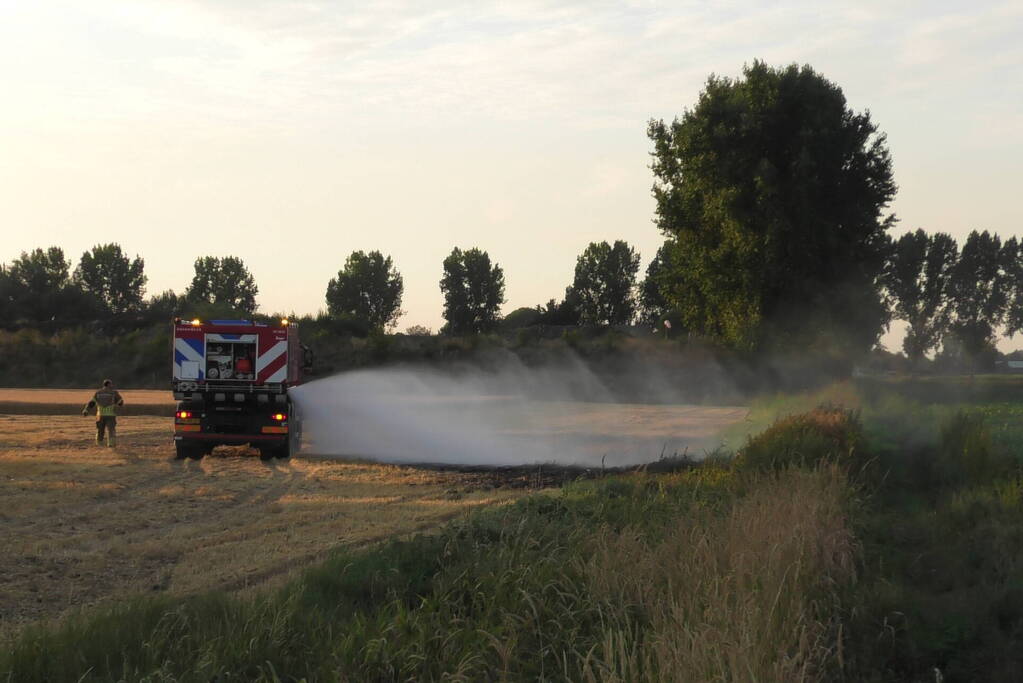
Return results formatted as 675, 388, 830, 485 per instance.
499, 307, 541, 331
934, 411, 1012, 488
562, 328, 582, 349
317, 313, 371, 338
513, 326, 541, 347
366, 330, 393, 361
735, 407, 867, 474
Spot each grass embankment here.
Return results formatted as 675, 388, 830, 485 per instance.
2, 447, 857, 680
735, 380, 1023, 681
5, 380, 1023, 681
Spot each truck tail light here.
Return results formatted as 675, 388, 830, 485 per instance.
176, 410, 193, 419
262, 426, 288, 434
271, 413, 286, 421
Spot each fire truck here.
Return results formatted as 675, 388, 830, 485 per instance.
171, 318, 307, 459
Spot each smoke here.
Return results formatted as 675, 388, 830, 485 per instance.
290, 351, 747, 467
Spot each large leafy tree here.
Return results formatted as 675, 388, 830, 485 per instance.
571, 240, 640, 325
1001, 237, 1023, 339
536, 287, 582, 326
945, 230, 1008, 360
440, 247, 505, 335
638, 242, 675, 326
73, 243, 147, 315
0, 265, 15, 323
883, 230, 958, 361
648, 61, 896, 354
8, 247, 70, 295
325, 250, 404, 331
5, 247, 96, 324
185, 256, 258, 314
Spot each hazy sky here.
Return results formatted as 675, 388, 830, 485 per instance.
2, 0, 1021, 344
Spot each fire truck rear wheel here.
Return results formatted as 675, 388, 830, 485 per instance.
175, 442, 202, 460
257, 442, 290, 460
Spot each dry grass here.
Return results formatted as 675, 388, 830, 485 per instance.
0, 389, 172, 405
0, 388, 174, 416
0, 414, 526, 640
578, 466, 856, 682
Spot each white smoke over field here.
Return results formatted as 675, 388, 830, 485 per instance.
291, 353, 748, 467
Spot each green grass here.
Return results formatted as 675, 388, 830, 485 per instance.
846, 470, 1023, 682
690, 378, 1023, 681
808, 384, 1023, 682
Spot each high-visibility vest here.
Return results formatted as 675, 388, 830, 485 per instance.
92, 389, 123, 417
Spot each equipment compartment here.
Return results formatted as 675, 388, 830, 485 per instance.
204, 334, 257, 381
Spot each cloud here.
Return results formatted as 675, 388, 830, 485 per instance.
3, 0, 1010, 140
0, 1, 883, 129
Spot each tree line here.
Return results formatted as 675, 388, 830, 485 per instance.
0, 249, 260, 331
1, 61, 1017, 369
4, 228, 1017, 362
0, 239, 644, 335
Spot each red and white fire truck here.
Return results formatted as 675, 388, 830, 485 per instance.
171, 318, 307, 459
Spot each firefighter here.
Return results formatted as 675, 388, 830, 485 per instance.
82, 379, 125, 447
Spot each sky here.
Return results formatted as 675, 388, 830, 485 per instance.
1, 0, 1021, 348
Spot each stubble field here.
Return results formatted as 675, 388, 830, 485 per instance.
0, 411, 528, 639
0, 388, 749, 642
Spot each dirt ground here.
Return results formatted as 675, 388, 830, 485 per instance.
0, 412, 528, 640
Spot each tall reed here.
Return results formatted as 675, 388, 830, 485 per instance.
578, 466, 856, 682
